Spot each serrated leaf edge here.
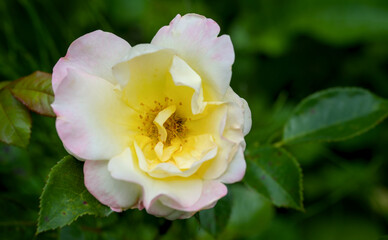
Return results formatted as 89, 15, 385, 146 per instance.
36, 156, 111, 235
10, 71, 55, 117
10, 90, 55, 117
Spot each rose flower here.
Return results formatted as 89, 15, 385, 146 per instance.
52, 14, 251, 219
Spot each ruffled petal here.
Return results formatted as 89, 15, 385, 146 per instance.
108, 148, 203, 209
199, 136, 240, 180
52, 69, 136, 160
84, 160, 141, 212
223, 87, 252, 137
188, 104, 237, 179
217, 146, 246, 184
158, 180, 227, 212
242, 97, 252, 136
195, 89, 248, 180
152, 14, 234, 99
147, 180, 227, 220
134, 134, 217, 178
169, 55, 205, 114
52, 30, 131, 92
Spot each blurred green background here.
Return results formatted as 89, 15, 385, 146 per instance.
1, 0, 388, 239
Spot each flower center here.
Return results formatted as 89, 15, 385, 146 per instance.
137, 98, 187, 145
161, 109, 188, 144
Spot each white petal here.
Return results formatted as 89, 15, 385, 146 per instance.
199, 88, 250, 180
241, 97, 252, 136
84, 160, 141, 211
158, 180, 227, 212
169, 55, 205, 114
217, 146, 246, 184
152, 14, 234, 99
200, 136, 240, 180
108, 148, 203, 209
223, 87, 252, 137
146, 181, 227, 220
53, 30, 131, 92
52, 68, 135, 160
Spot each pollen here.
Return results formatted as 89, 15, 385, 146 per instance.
137, 99, 187, 146
164, 113, 187, 144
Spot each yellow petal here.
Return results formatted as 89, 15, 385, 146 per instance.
135, 135, 153, 149
154, 141, 164, 161
174, 134, 216, 170
154, 141, 180, 162
153, 105, 176, 142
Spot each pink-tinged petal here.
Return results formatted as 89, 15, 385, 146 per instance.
52, 69, 136, 160
144, 200, 191, 220
223, 87, 252, 136
52, 30, 131, 92
84, 160, 141, 211
217, 146, 246, 184
242, 97, 252, 136
223, 88, 250, 136
108, 148, 203, 210
146, 180, 227, 220
159, 180, 227, 212
151, 14, 234, 99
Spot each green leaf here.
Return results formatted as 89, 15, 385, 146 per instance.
244, 146, 303, 210
222, 184, 274, 239
198, 191, 232, 237
10, 71, 55, 117
282, 87, 388, 145
37, 156, 112, 234
0, 89, 31, 147
0, 81, 11, 90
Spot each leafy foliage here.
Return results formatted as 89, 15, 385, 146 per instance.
282, 88, 388, 145
198, 191, 232, 237
0, 81, 10, 89
0, 88, 31, 147
223, 184, 274, 239
0, 71, 54, 148
37, 156, 111, 233
245, 146, 303, 210
10, 71, 55, 117
198, 184, 274, 239
1, 0, 388, 239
